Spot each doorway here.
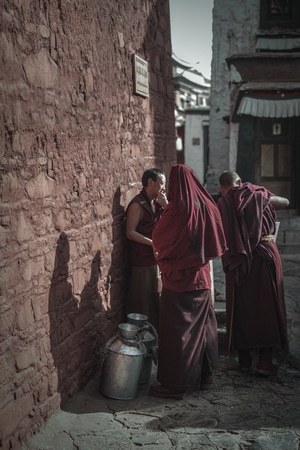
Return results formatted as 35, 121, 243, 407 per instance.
255, 118, 299, 209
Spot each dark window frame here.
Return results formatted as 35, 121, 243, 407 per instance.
260, 0, 300, 29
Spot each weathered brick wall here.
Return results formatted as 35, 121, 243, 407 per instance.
0, 1, 176, 448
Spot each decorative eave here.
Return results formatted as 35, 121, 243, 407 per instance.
185, 106, 210, 115
226, 53, 300, 82
173, 76, 210, 91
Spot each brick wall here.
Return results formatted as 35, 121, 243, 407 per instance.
0, 1, 176, 448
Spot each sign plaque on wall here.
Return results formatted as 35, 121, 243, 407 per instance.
133, 54, 149, 97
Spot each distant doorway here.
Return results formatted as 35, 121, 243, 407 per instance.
237, 115, 300, 211
255, 118, 299, 209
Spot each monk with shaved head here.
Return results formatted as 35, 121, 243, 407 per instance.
218, 171, 289, 376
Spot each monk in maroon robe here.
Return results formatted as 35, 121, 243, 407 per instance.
126, 168, 167, 329
149, 164, 227, 399
217, 171, 289, 376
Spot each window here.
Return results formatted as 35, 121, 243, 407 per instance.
260, 0, 300, 28
270, 0, 290, 15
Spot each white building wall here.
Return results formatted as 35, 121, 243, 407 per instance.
208, 0, 260, 193
184, 112, 209, 183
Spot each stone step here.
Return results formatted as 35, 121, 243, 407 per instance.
278, 244, 300, 254
276, 210, 300, 252
218, 327, 227, 355
215, 307, 226, 327
215, 305, 227, 355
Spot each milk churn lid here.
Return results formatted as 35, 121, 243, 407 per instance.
118, 323, 140, 340
127, 313, 148, 327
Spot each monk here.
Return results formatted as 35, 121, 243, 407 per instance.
149, 164, 227, 399
217, 171, 289, 376
126, 168, 167, 330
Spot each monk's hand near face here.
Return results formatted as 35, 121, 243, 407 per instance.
155, 190, 168, 208
153, 245, 159, 259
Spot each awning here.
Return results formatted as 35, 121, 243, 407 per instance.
256, 37, 300, 51
236, 90, 300, 118
226, 54, 300, 83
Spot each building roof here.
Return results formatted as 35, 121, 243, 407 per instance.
172, 54, 211, 87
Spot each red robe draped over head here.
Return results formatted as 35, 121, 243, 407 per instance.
153, 165, 227, 390
152, 164, 227, 283
217, 182, 288, 352
218, 182, 276, 286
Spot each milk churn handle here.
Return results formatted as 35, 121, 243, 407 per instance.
118, 334, 145, 350
143, 321, 159, 365
143, 321, 158, 346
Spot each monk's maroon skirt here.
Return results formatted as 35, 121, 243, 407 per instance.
232, 242, 288, 351
157, 287, 219, 391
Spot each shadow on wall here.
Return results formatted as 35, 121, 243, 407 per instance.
106, 187, 129, 325
49, 233, 104, 404
49, 189, 128, 405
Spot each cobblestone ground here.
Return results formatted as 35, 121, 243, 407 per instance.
24, 253, 300, 450
25, 355, 300, 450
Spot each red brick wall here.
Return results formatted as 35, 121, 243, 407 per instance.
0, 1, 176, 448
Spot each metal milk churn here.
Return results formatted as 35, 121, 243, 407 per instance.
127, 313, 158, 385
99, 323, 146, 400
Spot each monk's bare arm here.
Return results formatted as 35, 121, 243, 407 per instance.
270, 195, 289, 210
126, 202, 153, 246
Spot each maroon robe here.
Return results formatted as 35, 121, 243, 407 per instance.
218, 183, 288, 353
126, 188, 164, 328
152, 164, 227, 390
127, 188, 164, 267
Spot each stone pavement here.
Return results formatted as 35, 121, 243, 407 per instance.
24, 356, 300, 450
24, 253, 300, 450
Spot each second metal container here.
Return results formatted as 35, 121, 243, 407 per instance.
127, 313, 158, 385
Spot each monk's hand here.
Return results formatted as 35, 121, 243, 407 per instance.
155, 190, 168, 207
153, 245, 159, 259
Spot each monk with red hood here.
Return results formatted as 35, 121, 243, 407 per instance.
150, 164, 227, 399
